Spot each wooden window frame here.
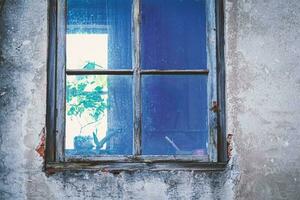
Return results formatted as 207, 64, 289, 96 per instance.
45, 0, 227, 172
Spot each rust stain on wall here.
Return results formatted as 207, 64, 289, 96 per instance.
35, 127, 46, 158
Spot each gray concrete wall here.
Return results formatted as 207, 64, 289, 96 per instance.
0, 0, 299, 199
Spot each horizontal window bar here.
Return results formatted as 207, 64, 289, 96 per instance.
140, 69, 209, 75
66, 69, 134, 75
66, 69, 209, 75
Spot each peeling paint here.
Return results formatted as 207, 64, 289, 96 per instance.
227, 134, 233, 160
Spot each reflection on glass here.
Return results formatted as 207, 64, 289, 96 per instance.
141, 0, 207, 69
67, 0, 132, 69
65, 75, 133, 155
142, 75, 208, 155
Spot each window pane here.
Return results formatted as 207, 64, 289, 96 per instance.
67, 0, 132, 69
142, 75, 208, 155
65, 75, 133, 156
141, 0, 207, 69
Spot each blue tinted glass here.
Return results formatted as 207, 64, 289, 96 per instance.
141, 0, 207, 69
142, 75, 208, 155
65, 75, 133, 156
67, 0, 132, 69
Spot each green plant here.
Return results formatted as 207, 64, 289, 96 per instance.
66, 62, 107, 134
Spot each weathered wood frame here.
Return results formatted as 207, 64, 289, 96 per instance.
45, 0, 227, 172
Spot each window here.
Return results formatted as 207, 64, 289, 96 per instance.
46, 0, 226, 171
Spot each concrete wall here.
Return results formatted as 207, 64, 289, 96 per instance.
0, 0, 299, 199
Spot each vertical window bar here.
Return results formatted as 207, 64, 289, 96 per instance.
56, 0, 66, 162
207, 0, 218, 162
133, 0, 142, 156
46, 0, 58, 163
216, 0, 227, 162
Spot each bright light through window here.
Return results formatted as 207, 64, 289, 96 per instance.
66, 34, 108, 69
65, 34, 108, 150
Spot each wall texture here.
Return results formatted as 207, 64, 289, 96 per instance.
0, 0, 299, 199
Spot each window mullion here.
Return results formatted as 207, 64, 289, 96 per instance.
55, 0, 66, 162
65, 69, 134, 75
133, 0, 142, 156
140, 69, 209, 75
46, 0, 58, 163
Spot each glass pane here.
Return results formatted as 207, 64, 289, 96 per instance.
67, 0, 132, 69
65, 75, 133, 156
141, 0, 207, 69
142, 75, 208, 155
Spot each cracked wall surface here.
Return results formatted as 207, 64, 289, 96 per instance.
0, 0, 299, 199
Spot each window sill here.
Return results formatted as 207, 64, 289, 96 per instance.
45, 161, 227, 174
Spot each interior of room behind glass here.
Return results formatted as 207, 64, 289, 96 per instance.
66, 0, 208, 156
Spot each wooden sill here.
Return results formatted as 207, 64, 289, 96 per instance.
45, 161, 227, 174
